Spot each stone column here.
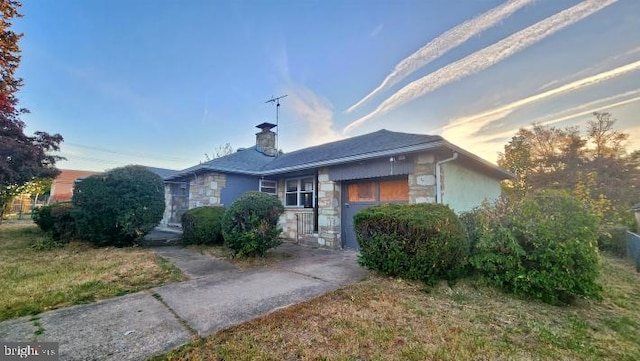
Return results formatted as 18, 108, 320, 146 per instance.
160, 183, 172, 226
409, 153, 436, 204
317, 167, 341, 249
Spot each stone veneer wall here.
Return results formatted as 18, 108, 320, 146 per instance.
408, 153, 436, 204
188, 173, 227, 208
280, 208, 314, 240
160, 184, 172, 226
317, 167, 341, 249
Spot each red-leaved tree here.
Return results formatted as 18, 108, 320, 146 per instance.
0, 0, 63, 219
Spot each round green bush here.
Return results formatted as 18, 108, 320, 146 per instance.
470, 190, 602, 305
72, 165, 165, 247
222, 191, 284, 257
181, 206, 226, 245
354, 203, 468, 285
33, 202, 76, 242
32, 204, 55, 233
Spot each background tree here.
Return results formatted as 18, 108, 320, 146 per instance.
497, 135, 532, 198
498, 112, 639, 226
0, 1, 63, 220
588, 112, 628, 159
204, 142, 233, 161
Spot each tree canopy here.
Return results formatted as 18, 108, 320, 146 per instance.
498, 112, 639, 225
0, 0, 63, 217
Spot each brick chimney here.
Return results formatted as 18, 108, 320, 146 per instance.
255, 122, 277, 156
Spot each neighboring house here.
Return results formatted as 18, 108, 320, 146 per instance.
50, 169, 99, 203
50, 167, 178, 204
163, 123, 512, 250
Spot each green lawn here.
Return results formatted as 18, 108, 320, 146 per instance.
0, 222, 184, 321
153, 254, 640, 361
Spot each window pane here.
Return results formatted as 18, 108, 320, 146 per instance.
301, 192, 313, 208
286, 193, 298, 206
260, 180, 277, 194
380, 179, 409, 202
301, 178, 314, 191
286, 180, 298, 192
347, 182, 375, 202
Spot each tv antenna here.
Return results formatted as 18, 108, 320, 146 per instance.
265, 94, 287, 151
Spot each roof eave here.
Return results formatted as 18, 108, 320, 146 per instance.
441, 140, 515, 179
165, 165, 263, 181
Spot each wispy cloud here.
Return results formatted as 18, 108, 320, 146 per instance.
285, 84, 342, 149
345, 0, 532, 114
271, 40, 342, 150
370, 24, 384, 38
344, 0, 619, 134
445, 59, 640, 132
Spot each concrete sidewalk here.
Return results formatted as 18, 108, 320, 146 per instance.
0, 243, 367, 361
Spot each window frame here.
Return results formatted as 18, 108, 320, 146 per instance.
284, 176, 315, 208
259, 179, 277, 196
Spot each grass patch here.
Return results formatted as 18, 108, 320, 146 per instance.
153, 255, 640, 361
0, 223, 185, 321
187, 244, 291, 269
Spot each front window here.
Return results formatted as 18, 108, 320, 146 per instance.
285, 177, 315, 207
259, 179, 277, 195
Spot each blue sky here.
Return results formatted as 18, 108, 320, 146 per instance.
15, 0, 640, 172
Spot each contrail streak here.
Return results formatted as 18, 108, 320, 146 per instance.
445, 59, 640, 131
345, 0, 532, 114
459, 89, 640, 144
540, 96, 640, 127
344, 0, 619, 134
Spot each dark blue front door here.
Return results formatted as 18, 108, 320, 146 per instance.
343, 201, 378, 250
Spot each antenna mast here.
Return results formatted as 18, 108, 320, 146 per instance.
265, 94, 287, 151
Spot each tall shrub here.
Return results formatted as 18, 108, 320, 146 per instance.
354, 203, 468, 285
222, 191, 284, 257
181, 206, 226, 245
72, 165, 165, 247
470, 190, 602, 304
32, 202, 76, 242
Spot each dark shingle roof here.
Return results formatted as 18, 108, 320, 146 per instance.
144, 166, 179, 179
166, 129, 512, 180
263, 129, 442, 172
171, 146, 275, 178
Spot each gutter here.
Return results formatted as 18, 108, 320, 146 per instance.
435, 152, 458, 204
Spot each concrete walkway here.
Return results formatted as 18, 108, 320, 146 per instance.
0, 242, 367, 361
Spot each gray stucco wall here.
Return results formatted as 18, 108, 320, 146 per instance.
220, 174, 260, 206
328, 156, 413, 181
441, 161, 502, 213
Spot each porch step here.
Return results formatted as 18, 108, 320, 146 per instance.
296, 235, 320, 248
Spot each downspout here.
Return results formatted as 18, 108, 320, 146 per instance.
435, 152, 458, 204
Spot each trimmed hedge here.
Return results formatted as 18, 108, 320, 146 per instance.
72, 165, 165, 247
354, 203, 468, 285
468, 190, 602, 305
181, 206, 226, 245
222, 191, 284, 257
32, 202, 75, 242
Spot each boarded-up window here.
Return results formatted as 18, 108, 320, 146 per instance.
347, 182, 376, 202
380, 179, 409, 202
